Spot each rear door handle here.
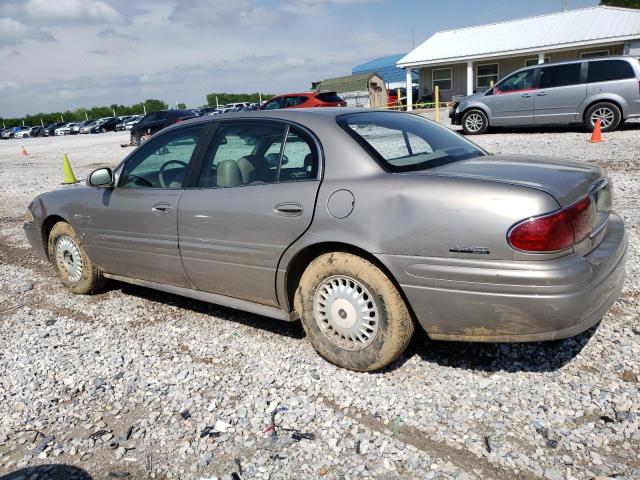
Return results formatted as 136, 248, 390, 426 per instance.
536, 91, 548, 96
274, 203, 303, 217
152, 203, 172, 214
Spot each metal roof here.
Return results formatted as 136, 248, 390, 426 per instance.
316, 72, 384, 93
398, 6, 640, 67
353, 54, 418, 83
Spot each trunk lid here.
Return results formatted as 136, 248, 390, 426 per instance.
428, 154, 604, 208
426, 154, 612, 250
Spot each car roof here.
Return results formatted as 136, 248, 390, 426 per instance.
173, 107, 399, 133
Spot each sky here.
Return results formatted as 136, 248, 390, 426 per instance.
0, 0, 600, 118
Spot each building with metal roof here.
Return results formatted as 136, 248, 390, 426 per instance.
314, 72, 388, 108
352, 54, 418, 87
396, 6, 640, 108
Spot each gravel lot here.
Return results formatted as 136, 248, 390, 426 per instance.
0, 120, 638, 480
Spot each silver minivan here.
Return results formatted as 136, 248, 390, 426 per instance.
450, 56, 640, 134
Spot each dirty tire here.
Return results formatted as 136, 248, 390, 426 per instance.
585, 102, 621, 133
295, 252, 414, 372
47, 222, 106, 294
461, 109, 489, 135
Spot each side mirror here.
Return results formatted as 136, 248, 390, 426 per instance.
87, 167, 114, 188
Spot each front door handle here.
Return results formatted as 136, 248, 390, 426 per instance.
536, 91, 548, 96
274, 203, 303, 217
152, 203, 172, 214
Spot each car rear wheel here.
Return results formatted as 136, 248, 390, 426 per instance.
585, 102, 621, 132
47, 222, 106, 294
461, 109, 489, 135
295, 252, 414, 371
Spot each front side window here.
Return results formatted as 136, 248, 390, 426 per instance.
432, 67, 452, 91
119, 125, 204, 189
476, 63, 499, 89
588, 60, 635, 83
495, 69, 534, 93
539, 63, 582, 88
338, 112, 485, 173
138, 113, 157, 125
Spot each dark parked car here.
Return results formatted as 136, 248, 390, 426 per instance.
42, 122, 65, 136
129, 109, 196, 145
260, 92, 347, 110
89, 117, 119, 134
24, 109, 627, 371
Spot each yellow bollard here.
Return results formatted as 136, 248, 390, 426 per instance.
434, 85, 440, 123
62, 154, 79, 185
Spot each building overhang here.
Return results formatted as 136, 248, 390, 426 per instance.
397, 35, 640, 69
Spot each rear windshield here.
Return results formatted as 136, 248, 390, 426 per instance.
338, 112, 486, 172
316, 92, 344, 103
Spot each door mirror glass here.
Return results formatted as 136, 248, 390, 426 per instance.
87, 167, 114, 187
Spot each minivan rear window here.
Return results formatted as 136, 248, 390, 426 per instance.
338, 112, 486, 173
587, 60, 635, 83
539, 63, 582, 88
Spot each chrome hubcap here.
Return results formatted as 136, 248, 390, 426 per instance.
465, 113, 484, 132
313, 275, 379, 351
591, 107, 614, 128
55, 235, 83, 283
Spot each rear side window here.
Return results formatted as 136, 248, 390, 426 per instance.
588, 60, 635, 83
539, 63, 582, 88
338, 112, 486, 173
283, 96, 307, 108
316, 92, 344, 103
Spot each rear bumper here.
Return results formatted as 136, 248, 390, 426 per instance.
377, 213, 627, 342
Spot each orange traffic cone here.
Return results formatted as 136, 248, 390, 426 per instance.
589, 119, 603, 143
21, 145, 28, 156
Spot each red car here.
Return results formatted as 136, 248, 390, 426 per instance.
260, 91, 346, 110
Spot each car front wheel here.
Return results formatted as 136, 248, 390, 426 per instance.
47, 222, 106, 294
295, 252, 414, 371
461, 109, 489, 135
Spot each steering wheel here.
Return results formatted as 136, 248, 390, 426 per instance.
159, 160, 188, 188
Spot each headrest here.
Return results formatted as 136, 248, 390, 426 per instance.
216, 160, 242, 188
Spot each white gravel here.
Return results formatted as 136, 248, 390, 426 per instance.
0, 122, 638, 480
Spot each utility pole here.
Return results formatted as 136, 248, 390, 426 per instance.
563, 0, 568, 12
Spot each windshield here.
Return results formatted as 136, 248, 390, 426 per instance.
338, 112, 486, 172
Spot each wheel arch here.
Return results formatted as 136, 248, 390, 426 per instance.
283, 241, 417, 324
461, 104, 491, 121
41, 214, 68, 261
581, 97, 625, 122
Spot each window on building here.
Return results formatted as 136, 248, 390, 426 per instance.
587, 59, 635, 83
538, 63, 582, 89
580, 49, 609, 59
432, 67, 452, 91
525, 56, 550, 67
476, 63, 499, 89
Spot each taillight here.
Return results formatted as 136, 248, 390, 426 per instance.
508, 196, 594, 252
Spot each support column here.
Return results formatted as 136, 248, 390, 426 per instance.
466, 61, 473, 96
405, 68, 413, 111
538, 52, 545, 64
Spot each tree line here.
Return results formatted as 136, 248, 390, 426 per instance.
1, 99, 169, 129
205, 92, 273, 107
1, 92, 276, 128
